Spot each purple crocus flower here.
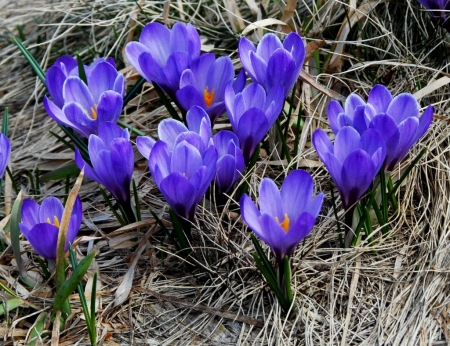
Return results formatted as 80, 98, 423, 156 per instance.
212, 130, 245, 194
176, 54, 246, 123
125, 22, 201, 99
136, 106, 213, 159
19, 196, 82, 259
0, 133, 11, 179
224, 82, 284, 162
327, 85, 433, 171
238, 32, 305, 97
75, 122, 134, 206
136, 107, 217, 220
149, 135, 217, 220
240, 170, 324, 264
313, 127, 386, 210
417, 0, 450, 31
44, 56, 125, 138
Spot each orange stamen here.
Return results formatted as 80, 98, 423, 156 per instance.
85, 103, 98, 120
203, 87, 215, 108
54, 216, 60, 228
275, 213, 290, 233
46, 216, 61, 228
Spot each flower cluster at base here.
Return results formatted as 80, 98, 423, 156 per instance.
327, 85, 433, 171
126, 22, 304, 127
314, 84, 433, 227
19, 196, 82, 259
137, 106, 246, 219
240, 170, 324, 264
44, 56, 125, 138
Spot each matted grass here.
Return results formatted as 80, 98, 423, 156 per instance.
1, 0, 449, 345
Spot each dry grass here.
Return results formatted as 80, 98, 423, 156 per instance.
1, 0, 450, 345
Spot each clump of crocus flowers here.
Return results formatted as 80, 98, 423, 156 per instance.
127, 23, 305, 235
44, 56, 125, 138
10, 19, 434, 323
314, 84, 433, 246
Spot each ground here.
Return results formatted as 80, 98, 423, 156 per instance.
1, 0, 450, 345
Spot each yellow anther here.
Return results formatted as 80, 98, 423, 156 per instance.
46, 216, 61, 228
54, 215, 60, 228
90, 104, 98, 120
203, 87, 215, 108
275, 213, 290, 233
84, 103, 98, 120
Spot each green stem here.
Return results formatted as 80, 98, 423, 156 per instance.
121, 199, 136, 224
344, 206, 356, 248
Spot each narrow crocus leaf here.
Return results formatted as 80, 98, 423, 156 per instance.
98, 187, 125, 226
12, 37, 46, 86
2, 107, 8, 135
369, 189, 384, 230
379, 169, 389, 234
250, 236, 291, 312
69, 245, 89, 322
150, 209, 179, 251
37, 257, 51, 280
10, 191, 35, 286
0, 281, 17, 297
350, 204, 365, 247
153, 82, 182, 122
276, 118, 291, 163
389, 147, 428, 198
238, 145, 260, 198
387, 176, 398, 211
0, 297, 25, 316
251, 252, 290, 311
26, 312, 47, 346
77, 54, 87, 85
169, 208, 191, 255
90, 271, 98, 345
40, 164, 81, 182
55, 169, 84, 293
53, 249, 97, 312
132, 180, 142, 222
123, 77, 146, 108
57, 125, 90, 164
69, 245, 97, 346
118, 120, 146, 136
283, 255, 293, 305
250, 234, 277, 284
363, 205, 376, 249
